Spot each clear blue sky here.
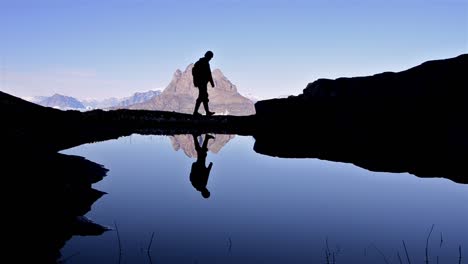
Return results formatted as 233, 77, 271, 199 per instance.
1, 0, 467, 100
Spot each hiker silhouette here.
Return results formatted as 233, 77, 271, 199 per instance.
190, 133, 215, 198
192, 51, 215, 116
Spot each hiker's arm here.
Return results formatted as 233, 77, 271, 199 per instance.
209, 75, 214, 87
208, 65, 214, 87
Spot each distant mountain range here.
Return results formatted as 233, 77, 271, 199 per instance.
36, 94, 86, 110
80, 97, 122, 109
117, 90, 161, 107
122, 65, 255, 116
27, 90, 162, 110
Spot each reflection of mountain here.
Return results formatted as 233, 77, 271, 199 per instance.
5, 148, 109, 263
170, 134, 234, 158
123, 65, 255, 116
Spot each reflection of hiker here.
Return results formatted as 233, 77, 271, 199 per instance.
192, 51, 215, 116
190, 134, 215, 198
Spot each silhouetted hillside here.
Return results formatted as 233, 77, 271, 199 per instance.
254, 54, 468, 183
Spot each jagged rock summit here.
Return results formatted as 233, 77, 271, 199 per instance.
125, 65, 255, 116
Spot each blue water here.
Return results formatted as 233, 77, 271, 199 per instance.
61, 134, 467, 264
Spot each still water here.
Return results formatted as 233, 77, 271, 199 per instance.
61, 134, 467, 263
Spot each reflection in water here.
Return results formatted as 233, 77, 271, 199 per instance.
170, 133, 234, 198
58, 134, 467, 264
190, 134, 215, 198
169, 134, 234, 158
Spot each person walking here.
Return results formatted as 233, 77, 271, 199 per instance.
192, 51, 215, 116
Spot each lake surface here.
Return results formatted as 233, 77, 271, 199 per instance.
60, 134, 467, 264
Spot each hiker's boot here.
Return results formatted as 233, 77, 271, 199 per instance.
203, 102, 215, 116
193, 100, 202, 116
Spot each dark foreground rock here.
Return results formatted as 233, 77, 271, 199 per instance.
5, 150, 109, 263
254, 54, 468, 183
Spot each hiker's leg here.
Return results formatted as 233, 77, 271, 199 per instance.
204, 102, 214, 116
197, 86, 209, 114
202, 100, 210, 114
202, 135, 211, 149
192, 134, 201, 151
193, 98, 201, 115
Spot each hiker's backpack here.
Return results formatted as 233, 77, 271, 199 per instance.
192, 60, 201, 87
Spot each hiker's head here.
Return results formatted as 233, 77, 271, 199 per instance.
204, 51, 214, 60
201, 188, 210, 199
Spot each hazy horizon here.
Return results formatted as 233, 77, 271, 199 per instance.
1, 0, 467, 100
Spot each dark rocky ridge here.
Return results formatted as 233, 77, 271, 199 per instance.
254, 54, 468, 183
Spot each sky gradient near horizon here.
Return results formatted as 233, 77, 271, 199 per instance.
1, 0, 467, 100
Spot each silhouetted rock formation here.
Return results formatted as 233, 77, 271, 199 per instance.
123, 65, 255, 115
254, 54, 468, 183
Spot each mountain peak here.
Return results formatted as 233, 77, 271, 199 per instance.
168, 65, 237, 93
184, 63, 194, 73
125, 64, 255, 115
173, 69, 183, 79
212, 68, 223, 76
